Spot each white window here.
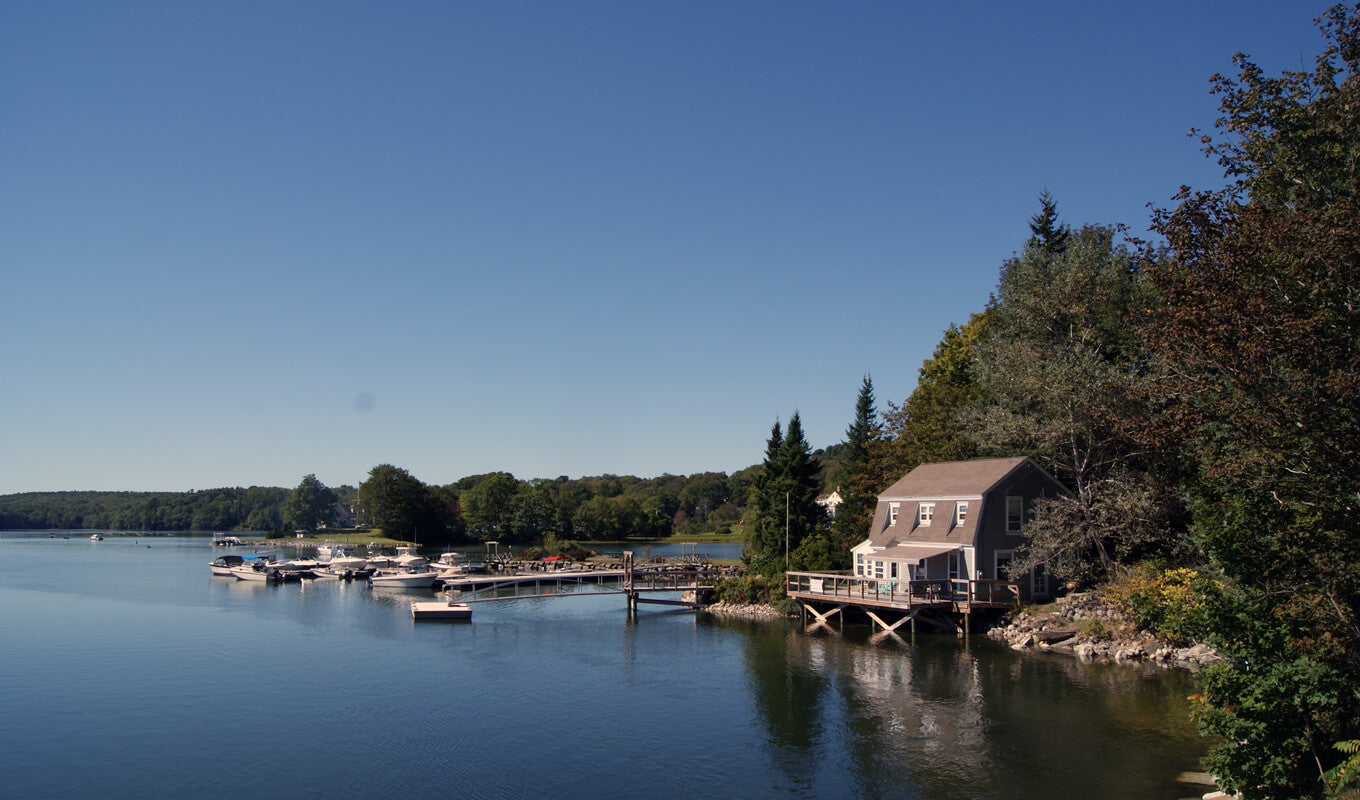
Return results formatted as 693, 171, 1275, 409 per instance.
855, 552, 864, 576
1006, 496, 1024, 533
955, 502, 969, 526
888, 502, 900, 526
918, 503, 935, 526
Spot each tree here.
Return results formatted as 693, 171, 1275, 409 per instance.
459, 473, 522, 542
744, 413, 824, 576
359, 464, 452, 543
828, 376, 876, 562
1142, 7, 1360, 796
1028, 188, 1071, 256
970, 219, 1177, 583
282, 474, 337, 532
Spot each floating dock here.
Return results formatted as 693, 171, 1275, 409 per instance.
411, 601, 472, 621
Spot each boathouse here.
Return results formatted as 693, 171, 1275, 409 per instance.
787, 457, 1067, 635
854, 456, 1065, 603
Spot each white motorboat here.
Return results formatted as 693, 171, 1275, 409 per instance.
90, 533, 104, 541
369, 569, 438, 589
210, 555, 245, 576
392, 545, 428, 570
228, 562, 276, 581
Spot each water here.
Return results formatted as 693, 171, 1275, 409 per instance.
0, 533, 1207, 799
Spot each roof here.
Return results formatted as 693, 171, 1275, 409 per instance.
877, 457, 1032, 499
874, 543, 960, 561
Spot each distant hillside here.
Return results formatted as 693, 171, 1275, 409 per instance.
0, 487, 290, 532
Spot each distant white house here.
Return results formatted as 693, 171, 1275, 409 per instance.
815, 488, 843, 517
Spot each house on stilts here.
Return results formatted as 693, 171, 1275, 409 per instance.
786, 456, 1067, 636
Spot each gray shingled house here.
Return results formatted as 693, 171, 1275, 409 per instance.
851, 456, 1068, 603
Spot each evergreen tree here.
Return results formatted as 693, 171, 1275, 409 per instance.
829, 376, 876, 562
744, 414, 823, 576
1028, 188, 1071, 256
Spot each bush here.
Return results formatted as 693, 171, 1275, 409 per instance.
1105, 564, 1221, 645
713, 573, 786, 606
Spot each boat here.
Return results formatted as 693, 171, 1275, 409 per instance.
369, 569, 439, 589
210, 555, 245, 576
90, 533, 104, 541
317, 542, 370, 577
430, 552, 470, 577
227, 556, 284, 582
392, 545, 428, 570
410, 600, 472, 621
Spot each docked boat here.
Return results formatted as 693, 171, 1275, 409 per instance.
392, 545, 428, 570
317, 542, 370, 577
210, 555, 246, 576
410, 600, 472, 621
228, 561, 277, 581
369, 568, 438, 589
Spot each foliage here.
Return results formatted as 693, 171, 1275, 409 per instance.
970, 216, 1181, 581
1105, 565, 1221, 645
358, 464, 454, 545
827, 375, 876, 565
0, 487, 290, 531
458, 473, 522, 542
1140, 7, 1360, 796
282, 474, 337, 532
713, 573, 786, 606
1324, 740, 1360, 799
743, 413, 824, 577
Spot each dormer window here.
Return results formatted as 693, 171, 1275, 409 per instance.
956, 502, 969, 526
888, 502, 900, 526
918, 503, 935, 526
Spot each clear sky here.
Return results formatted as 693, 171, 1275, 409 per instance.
0, 1, 1331, 493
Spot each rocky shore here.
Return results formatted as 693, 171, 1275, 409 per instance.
700, 601, 793, 621
987, 592, 1222, 670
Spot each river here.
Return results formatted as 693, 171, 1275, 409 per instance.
0, 533, 1208, 799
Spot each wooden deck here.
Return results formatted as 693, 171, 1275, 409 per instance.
786, 571, 1019, 617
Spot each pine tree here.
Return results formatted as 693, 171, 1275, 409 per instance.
829, 376, 876, 562
1027, 189, 1071, 256
744, 414, 823, 576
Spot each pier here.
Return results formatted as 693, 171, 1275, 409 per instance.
439, 551, 726, 613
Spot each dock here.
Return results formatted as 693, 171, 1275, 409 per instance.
785, 571, 1020, 636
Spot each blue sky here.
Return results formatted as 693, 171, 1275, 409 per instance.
0, 1, 1330, 492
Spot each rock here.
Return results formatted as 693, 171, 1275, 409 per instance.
1034, 627, 1079, 644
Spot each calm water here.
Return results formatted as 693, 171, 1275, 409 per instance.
0, 533, 1207, 799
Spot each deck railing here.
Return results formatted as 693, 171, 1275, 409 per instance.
786, 572, 1020, 608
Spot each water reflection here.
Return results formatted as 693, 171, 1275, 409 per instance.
733, 621, 1205, 800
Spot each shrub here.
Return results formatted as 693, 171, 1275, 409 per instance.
1105, 564, 1221, 645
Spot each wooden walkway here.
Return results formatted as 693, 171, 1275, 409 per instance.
785, 571, 1019, 636
438, 560, 721, 611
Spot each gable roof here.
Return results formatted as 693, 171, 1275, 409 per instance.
876, 456, 1033, 500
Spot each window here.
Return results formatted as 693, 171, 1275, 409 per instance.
855, 552, 864, 576
888, 502, 900, 526
955, 502, 969, 526
1006, 496, 1024, 533
890, 562, 898, 580
995, 550, 1014, 581
918, 503, 935, 526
